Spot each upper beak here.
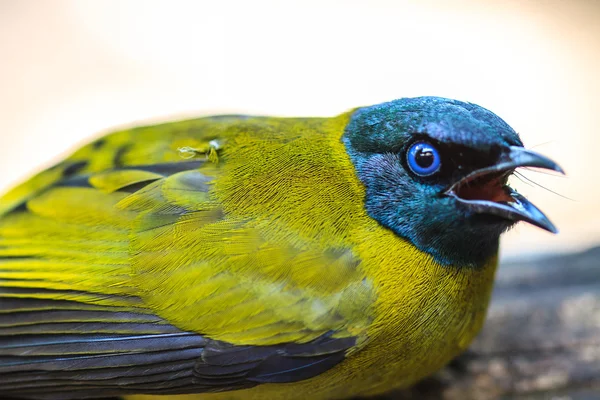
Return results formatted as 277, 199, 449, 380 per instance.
445, 146, 564, 233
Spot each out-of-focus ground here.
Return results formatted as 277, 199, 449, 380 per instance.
0, 0, 599, 260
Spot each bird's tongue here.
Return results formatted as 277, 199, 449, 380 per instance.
455, 174, 513, 203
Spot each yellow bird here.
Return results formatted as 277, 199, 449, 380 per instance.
0, 97, 562, 400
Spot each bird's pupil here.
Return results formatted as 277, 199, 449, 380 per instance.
415, 149, 434, 168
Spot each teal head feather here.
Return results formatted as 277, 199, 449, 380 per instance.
344, 96, 563, 267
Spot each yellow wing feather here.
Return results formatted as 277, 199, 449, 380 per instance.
0, 113, 375, 347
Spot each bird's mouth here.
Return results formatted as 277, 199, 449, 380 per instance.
445, 146, 564, 233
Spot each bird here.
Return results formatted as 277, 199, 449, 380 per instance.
0, 96, 563, 400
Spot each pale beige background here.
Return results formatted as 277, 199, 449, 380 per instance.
0, 0, 598, 259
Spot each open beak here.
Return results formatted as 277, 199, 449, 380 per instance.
445, 146, 565, 233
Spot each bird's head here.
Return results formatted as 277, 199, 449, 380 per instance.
343, 97, 563, 267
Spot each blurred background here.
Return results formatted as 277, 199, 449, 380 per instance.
0, 0, 598, 260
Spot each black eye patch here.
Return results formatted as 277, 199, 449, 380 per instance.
400, 134, 504, 186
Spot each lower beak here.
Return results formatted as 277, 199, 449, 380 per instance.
445, 146, 564, 233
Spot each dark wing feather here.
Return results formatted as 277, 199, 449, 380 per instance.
194, 333, 356, 389
0, 294, 354, 399
0, 290, 206, 399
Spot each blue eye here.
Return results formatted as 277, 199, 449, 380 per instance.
407, 141, 441, 176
